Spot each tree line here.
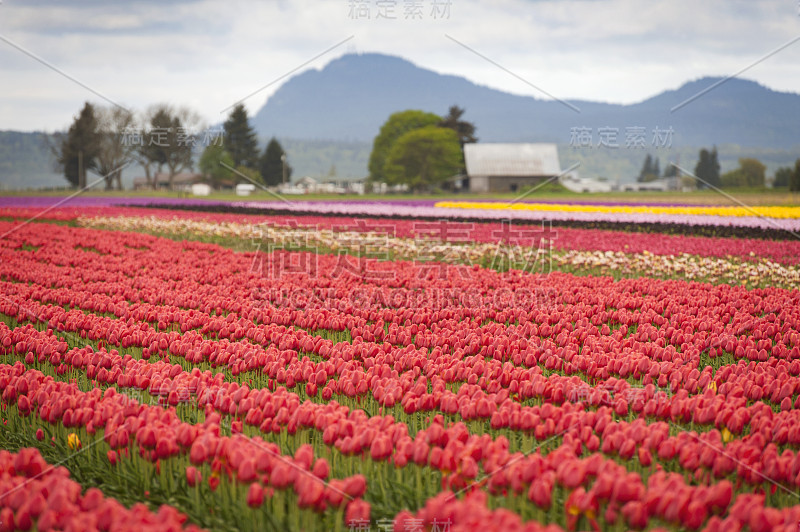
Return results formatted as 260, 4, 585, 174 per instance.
637, 148, 800, 191
53, 102, 290, 189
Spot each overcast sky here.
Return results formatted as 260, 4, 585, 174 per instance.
1, 0, 799, 132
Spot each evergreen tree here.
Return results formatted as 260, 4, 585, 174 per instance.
223, 104, 259, 169
694, 147, 721, 189
638, 154, 656, 182
774, 166, 792, 188
259, 138, 292, 186
663, 163, 679, 177
791, 158, 800, 193
438, 105, 477, 147
56, 102, 101, 188
652, 157, 660, 180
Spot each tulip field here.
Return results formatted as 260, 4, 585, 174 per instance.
1, 198, 800, 531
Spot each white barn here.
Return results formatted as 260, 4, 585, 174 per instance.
463, 143, 561, 193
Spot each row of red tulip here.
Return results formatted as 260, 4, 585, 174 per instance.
3, 220, 800, 530
6, 218, 786, 336
0, 446, 204, 532
4, 221, 796, 348
5, 270, 800, 441
4, 262, 796, 486
8, 342, 800, 531
6, 308, 800, 464
0, 361, 372, 521
7, 316, 800, 515
5, 203, 800, 264
3, 229, 799, 422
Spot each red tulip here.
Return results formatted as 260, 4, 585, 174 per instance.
528, 477, 552, 509
186, 466, 201, 487
238, 458, 257, 483
0, 508, 14, 532
296, 476, 325, 509
638, 447, 652, 467
345, 499, 370, 526
343, 474, 367, 499
370, 436, 392, 461
294, 444, 314, 470
622, 500, 649, 529
246, 483, 264, 508
270, 463, 294, 489
312, 458, 329, 480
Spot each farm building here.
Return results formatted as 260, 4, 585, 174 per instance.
132, 172, 234, 191
132, 172, 205, 191
463, 143, 562, 193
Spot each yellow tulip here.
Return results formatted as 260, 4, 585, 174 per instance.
434, 201, 800, 219
721, 427, 732, 443
67, 433, 81, 450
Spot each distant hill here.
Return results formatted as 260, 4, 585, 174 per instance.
2, 52, 799, 188
0, 131, 62, 190
252, 52, 800, 149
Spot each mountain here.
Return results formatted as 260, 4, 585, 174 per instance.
252, 52, 800, 149
2, 53, 799, 188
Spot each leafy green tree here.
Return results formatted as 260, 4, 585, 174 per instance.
369, 110, 441, 182
694, 147, 721, 189
198, 144, 235, 188
55, 102, 101, 188
721, 169, 745, 188
774, 166, 792, 188
438, 105, 477, 147
223, 104, 259, 169
722, 158, 766, 188
234, 165, 262, 186
738, 158, 766, 188
663, 163, 679, 178
259, 137, 292, 186
383, 126, 462, 192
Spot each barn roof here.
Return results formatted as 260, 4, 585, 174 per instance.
463, 143, 561, 177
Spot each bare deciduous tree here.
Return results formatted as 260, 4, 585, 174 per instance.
95, 106, 135, 190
